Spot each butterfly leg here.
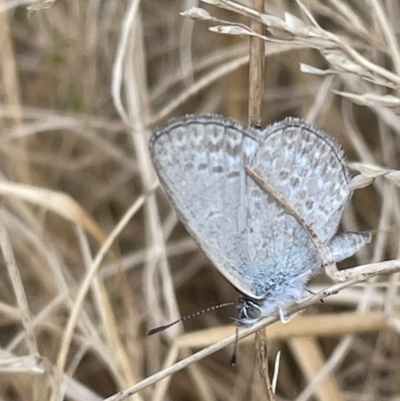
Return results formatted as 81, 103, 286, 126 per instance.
279, 307, 297, 324
304, 287, 324, 303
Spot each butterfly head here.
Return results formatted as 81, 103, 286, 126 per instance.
235, 296, 264, 326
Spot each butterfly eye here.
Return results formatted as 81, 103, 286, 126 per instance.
235, 298, 262, 325
245, 303, 262, 320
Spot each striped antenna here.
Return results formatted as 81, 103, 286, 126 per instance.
147, 301, 235, 335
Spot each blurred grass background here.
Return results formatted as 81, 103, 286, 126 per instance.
0, 1, 400, 400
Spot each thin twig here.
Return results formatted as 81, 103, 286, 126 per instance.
247, 0, 274, 398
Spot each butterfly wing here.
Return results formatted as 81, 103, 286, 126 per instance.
244, 118, 352, 296
149, 115, 264, 296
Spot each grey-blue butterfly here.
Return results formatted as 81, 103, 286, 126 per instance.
149, 115, 370, 326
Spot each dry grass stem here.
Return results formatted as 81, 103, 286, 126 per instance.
1, 1, 400, 401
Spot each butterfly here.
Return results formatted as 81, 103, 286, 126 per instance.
149, 115, 370, 326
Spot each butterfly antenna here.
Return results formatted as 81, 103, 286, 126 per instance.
147, 301, 235, 335
230, 325, 240, 366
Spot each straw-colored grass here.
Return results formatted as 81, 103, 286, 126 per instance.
1, 1, 400, 400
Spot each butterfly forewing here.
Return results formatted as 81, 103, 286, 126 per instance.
149, 115, 264, 296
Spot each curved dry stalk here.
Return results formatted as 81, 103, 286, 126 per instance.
104, 260, 400, 401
